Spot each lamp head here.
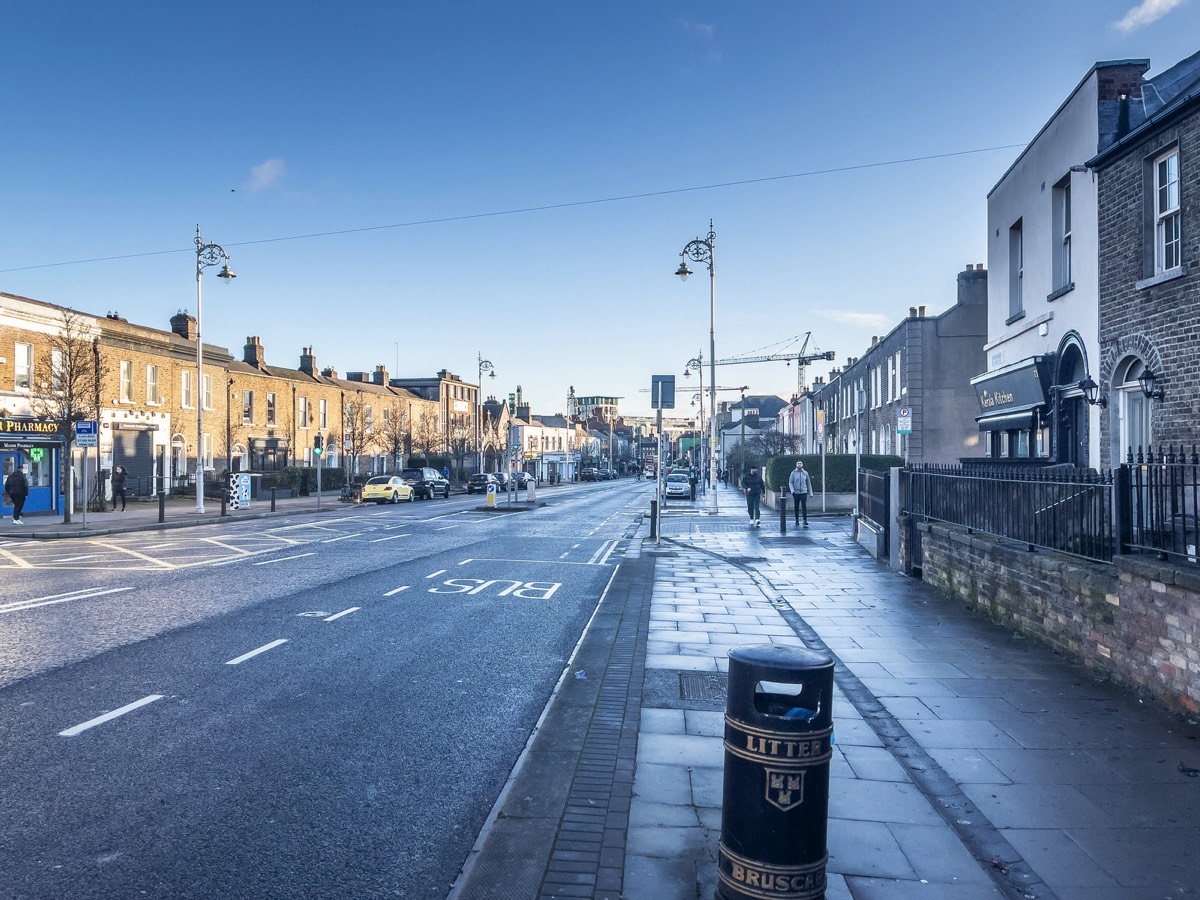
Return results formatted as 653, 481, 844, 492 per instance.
217, 262, 236, 282
1138, 368, 1164, 401
1078, 377, 1107, 408
675, 259, 693, 281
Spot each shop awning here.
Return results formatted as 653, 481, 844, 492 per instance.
975, 407, 1041, 431
970, 357, 1052, 427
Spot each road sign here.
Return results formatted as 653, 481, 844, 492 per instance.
651, 375, 675, 409
75, 420, 98, 448
897, 406, 913, 435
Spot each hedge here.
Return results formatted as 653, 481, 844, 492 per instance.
765, 454, 903, 493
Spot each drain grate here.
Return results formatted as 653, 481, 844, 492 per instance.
680, 672, 728, 702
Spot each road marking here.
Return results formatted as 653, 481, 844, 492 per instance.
0, 586, 134, 615
324, 607, 360, 622
225, 639, 288, 665
369, 533, 409, 543
559, 551, 570, 559
426, 569, 447, 579
93, 541, 176, 569
436, 525, 460, 531
384, 586, 410, 596
458, 559, 474, 566
0, 545, 33, 568
254, 553, 316, 565
321, 533, 363, 544
55, 555, 96, 563
59, 695, 164, 737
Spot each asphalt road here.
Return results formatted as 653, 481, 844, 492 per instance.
0, 480, 649, 899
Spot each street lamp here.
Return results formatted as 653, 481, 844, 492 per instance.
677, 221, 717, 512
194, 225, 236, 514
477, 352, 496, 474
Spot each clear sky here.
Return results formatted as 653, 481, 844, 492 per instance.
2, 1, 1198, 419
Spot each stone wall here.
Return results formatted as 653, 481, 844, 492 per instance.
917, 520, 1200, 716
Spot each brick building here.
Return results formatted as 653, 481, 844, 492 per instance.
1088, 51, 1200, 466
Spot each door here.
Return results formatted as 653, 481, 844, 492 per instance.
0, 450, 56, 516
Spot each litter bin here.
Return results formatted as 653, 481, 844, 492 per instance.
717, 644, 834, 900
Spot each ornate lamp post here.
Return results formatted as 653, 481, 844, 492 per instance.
676, 221, 717, 512
194, 225, 236, 514
477, 352, 496, 474
685, 352, 705, 491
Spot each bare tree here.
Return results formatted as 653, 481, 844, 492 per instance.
379, 400, 411, 471
750, 426, 799, 459
341, 394, 374, 477
448, 419, 474, 480
31, 310, 105, 523
411, 412, 441, 465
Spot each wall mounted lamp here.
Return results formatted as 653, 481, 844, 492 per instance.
1138, 368, 1165, 401
1078, 377, 1107, 408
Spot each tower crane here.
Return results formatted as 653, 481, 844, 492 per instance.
712, 332, 835, 396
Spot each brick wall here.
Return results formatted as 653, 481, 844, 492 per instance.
919, 521, 1200, 716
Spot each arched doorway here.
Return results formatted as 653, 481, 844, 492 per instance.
1112, 356, 1153, 462
1055, 339, 1088, 467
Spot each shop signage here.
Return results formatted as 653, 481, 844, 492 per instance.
971, 361, 1048, 415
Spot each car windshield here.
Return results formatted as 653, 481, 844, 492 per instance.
400, 471, 421, 479
667, 474, 689, 482
365, 477, 391, 485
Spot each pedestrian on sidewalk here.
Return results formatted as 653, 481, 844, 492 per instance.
5, 463, 29, 525
741, 465, 764, 527
788, 459, 814, 527
111, 465, 127, 512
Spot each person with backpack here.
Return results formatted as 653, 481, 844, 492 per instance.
741, 465, 764, 528
5, 463, 29, 525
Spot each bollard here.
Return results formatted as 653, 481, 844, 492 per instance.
220, 489, 227, 517
271, 488, 276, 512
718, 644, 834, 900
158, 490, 166, 524
649, 498, 658, 539
779, 490, 787, 534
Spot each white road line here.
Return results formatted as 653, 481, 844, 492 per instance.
225, 639, 288, 666
209, 557, 251, 567
54, 555, 96, 563
59, 695, 164, 737
321, 533, 363, 544
435, 525, 459, 531
425, 569, 447, 579
324, 607, 361, 622
383, 586, 410, 596
559, 551, 570, 559
597, 540, 622, 567
458, 559, 474, 566
369, 533, 409, 543
253, 553, 316, 566
0, 586, 134, 615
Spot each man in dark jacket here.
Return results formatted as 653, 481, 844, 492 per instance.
741, 466, 764, 527
5, 463, 30, 525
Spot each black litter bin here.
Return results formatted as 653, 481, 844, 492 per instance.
717, 644, 834, 900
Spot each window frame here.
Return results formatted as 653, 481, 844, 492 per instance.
242, 390, 254, 424
181, 370, 194, 409
1154, 149, 1181, 275
1008, 220, 1024, 321
14, 342, 33, 391
266, 392, 277, 426
119, 360, 134, 402
146, 364, 159, 404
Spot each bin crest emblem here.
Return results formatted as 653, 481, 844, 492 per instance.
765, 768, 805, 811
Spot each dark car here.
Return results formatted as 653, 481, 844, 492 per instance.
580, 468, 599, 482
513, 471, 532, 489
467, 473, 497, 494
400, 466, 450, 500
491, 472, 512, 490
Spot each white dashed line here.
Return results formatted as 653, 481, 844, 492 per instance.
383, 586, 410, 596
321, 533, 363, 544
324, 607, 360, 622
0, 586, 134, 615
369, 534, 409, 543
59, 695, 164, 737
425, 570, 447, 579
225, 639, 288, 665
253, 553, 317, 565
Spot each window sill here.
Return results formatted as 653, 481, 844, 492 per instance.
1135, 265, 1188, 290
1005, 311, 1026, 326
1046, 282, 1075, 302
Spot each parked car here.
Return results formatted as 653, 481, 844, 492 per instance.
599, 468, 614, 480
512, 471, 532, 489
580, 468, 599, 482
664, 472, 692, 499
491, 472, 512, 490
361, 475, 415, 504
467, 473, 497, 494
400, 467, 450, 500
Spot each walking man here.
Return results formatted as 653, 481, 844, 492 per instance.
111, 465, 128, 512
741, 465, 764, 527
6, 463, 29, 525
789, 459, 814, 527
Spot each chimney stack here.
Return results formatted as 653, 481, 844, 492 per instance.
171, 311, 197, 341
300, 347, 317, 376
373, 365, 388, 385
243, 336, 265, 368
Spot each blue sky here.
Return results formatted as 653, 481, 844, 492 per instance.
2, 1, 1198, 418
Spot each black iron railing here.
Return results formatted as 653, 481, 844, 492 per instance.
1118, 445, 1200, 565
904, 464, 1115, 562
859, 468, 890, 543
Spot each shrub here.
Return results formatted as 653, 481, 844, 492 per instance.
765, 454, 903, 493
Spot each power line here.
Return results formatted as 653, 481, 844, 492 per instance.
1, 143, 1023, 274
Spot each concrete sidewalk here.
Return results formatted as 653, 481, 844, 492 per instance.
626, 485, 1200, 900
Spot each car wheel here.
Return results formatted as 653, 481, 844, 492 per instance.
391, 493, 400, 504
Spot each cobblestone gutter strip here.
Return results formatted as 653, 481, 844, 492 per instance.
450, 554, 654, 900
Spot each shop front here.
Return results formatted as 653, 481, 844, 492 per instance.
0, 417, 65, 516
971, 357, 1054, 462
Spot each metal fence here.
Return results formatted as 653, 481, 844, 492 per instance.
859, 468, 890, 545
904, 464, 1115, 563
1118, 445, 1200, 565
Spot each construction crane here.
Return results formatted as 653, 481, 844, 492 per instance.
712, 332, 835, 396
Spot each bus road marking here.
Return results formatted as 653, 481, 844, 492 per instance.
59, 695, 164, 737
254, 553, 316, 565
324, 607, 360, 622
384, 586, 410, 596
225, 639, 288, 666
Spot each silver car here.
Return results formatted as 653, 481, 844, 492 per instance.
664, 473, 692, 498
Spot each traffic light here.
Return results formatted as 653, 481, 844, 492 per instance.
313, 433, 324, 457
